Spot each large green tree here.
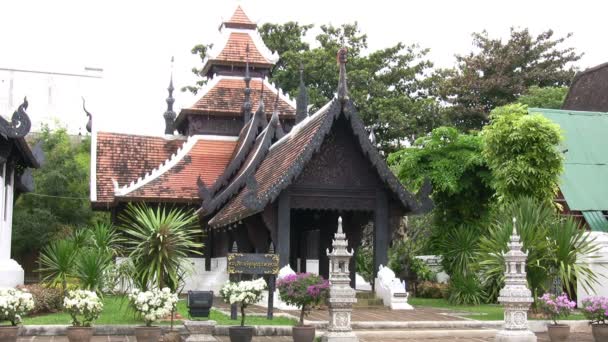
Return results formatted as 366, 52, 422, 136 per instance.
441, 28, 581, 130
186, 22, 445, 154
517, 86, 568, 109
12, 126, 106, 257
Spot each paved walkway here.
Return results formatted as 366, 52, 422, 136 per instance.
15, 333, 596, 341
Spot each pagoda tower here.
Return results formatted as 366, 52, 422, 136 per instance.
174, 6, 297, 137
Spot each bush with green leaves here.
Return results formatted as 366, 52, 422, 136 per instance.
416, 281, 448, 299
16, 284, 62, 314
447, 274, 486, 305
120, 203, 203, 291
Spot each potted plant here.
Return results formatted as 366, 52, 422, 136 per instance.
276, 273, 329, 342
219, 278, 267, 342
581, 296, 608, 341
63, 290, 103, 342
538, 293, 576, 342
0, 288, 34, 342
129, 288, 178, 342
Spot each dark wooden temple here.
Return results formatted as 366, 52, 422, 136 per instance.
91, 6, 431, 283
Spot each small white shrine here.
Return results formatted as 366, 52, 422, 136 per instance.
495, 218, 536, 342
322, 217, 358, 342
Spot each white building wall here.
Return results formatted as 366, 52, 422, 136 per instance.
0, 164, 25, 288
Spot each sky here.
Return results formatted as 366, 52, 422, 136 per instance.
1, 0, 607, 135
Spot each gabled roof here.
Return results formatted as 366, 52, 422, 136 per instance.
208, 97, 428, 228
563, 62, 608, 112
114, 135, 238, 202
532, 107, 608, 231
92, 132, 184, 206
222, 5, 257, 30
176, 76, 295, 125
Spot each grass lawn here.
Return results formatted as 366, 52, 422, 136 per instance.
22, 296, 295, 326
409, 297, 585, 321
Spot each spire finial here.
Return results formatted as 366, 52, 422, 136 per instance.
512, 217, 517, 236
337, 47, 348, 102
296, 62, 308, 123
369, 126, 376, 145
163, 56, 176, 135
337, 216, 343, 234
243, 43, 253, 122
82, 97, 92, 133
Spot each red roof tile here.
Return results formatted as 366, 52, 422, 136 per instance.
213, 33, 271, 65
185, 77, 295, 116
94, 132, 184, 206
224, 6, 255, 27
122, 138, 237, 201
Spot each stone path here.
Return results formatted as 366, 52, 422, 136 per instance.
16, 333, 595, 341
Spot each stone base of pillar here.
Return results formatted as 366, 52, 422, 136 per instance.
321, 331, 359, 342
184, 320, 217, 342
0, 259, 24, 288
495, 329, 537, 342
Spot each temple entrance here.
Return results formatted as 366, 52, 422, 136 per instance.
290, 209, 373, 288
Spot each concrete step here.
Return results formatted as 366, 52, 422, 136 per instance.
353, 329, 499, 339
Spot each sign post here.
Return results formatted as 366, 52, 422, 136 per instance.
227, 252, 280, 320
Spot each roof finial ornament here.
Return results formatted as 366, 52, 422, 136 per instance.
243, 43, 253, 122
163, 56, 176, 135
0, 96, 32, 138
296, 62, 308, 123
369, 126, 376, 145
255, 82, 267, 126
82, 97, 92, 133
337, 47, 348, 102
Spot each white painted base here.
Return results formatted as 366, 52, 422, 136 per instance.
306, 259, 319, 275
495, 329, 537, 342
0, 259, 24, 288
355, 273, 371, 291
321, 331, 359, 342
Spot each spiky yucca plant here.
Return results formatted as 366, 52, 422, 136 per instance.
120, 203, 203, 291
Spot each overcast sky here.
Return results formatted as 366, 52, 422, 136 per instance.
1, 0, 606, 135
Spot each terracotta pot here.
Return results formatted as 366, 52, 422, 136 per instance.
0, 326, 19, 342
228, 326, 253, 342
292, 325, 315, 342
134, 326, 162, 342
592, 324, 608, 342
547, 324, 570, 342
163, 330, 181, 342
66, 326, 93, 342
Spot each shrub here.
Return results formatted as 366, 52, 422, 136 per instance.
447, 274, 485, 305
538, 293, 575, 325
277, 273, 329, 325
416, 281, 448, 299
128, 287, 178, 327
580, 296, 608, 325
17, 284, 62, 314
0, 288, 35, 326
220, 278, 266, 327
63, 290, 103, 327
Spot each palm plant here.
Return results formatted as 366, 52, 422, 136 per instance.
39, 239, 77, 295
72, 247, 113, 294
120, 203, 203, 291
89, 222, 123, 256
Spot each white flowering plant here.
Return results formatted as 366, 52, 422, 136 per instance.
128, 288, 178, 327
0, 288, 35, 326
219, 278, 266, 327
63, 290, 103, 327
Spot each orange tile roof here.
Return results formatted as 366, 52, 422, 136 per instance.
185, 78, 295, 116
213, 32, 271, 65
225, 5, 254, 26
122, 138, 237, 201
94, 132, 184, 205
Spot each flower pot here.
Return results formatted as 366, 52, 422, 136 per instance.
228, 326, 254, 342
134, 326, 162, 342
547, 324, 570, 342
66, 326, 93, 342
0, 326, 19, 342
163, 331, 181, 342
292, 325, 315, 342
592, 324, 608, 342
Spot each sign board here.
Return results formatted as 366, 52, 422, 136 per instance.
227, 253, 279, 275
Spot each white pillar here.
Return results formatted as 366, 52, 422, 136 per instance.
0, 164, 25, 288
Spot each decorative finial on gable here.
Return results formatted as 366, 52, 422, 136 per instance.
82, 97, 92, 133
255, 82, 267, 126
243, 43, 253, 122
369, 127, 376, 145
337, 47, 348, 102
163, 56, 176, 135
296, 63, 308, 123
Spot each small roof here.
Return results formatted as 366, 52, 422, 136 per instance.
223, 5, 256, 29
532, 107, 608, 230
562, 62, 608, 112
115, 136, 238, 202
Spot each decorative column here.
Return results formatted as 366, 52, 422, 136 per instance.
322, 217, 358, 342
495, 218, 536, 342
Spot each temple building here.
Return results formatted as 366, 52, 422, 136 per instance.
91, 6, 431, 285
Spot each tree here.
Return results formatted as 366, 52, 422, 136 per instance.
441, 28, 581, 130
12, 126, 107, 258
517, 86, 568, 109
482, 104, 564, 204
185, 22, 444, 154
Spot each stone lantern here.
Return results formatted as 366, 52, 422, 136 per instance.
322, 216, 358, 342
495, 218, 536, 342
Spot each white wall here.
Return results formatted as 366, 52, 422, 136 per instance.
577, 232, 608, 306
